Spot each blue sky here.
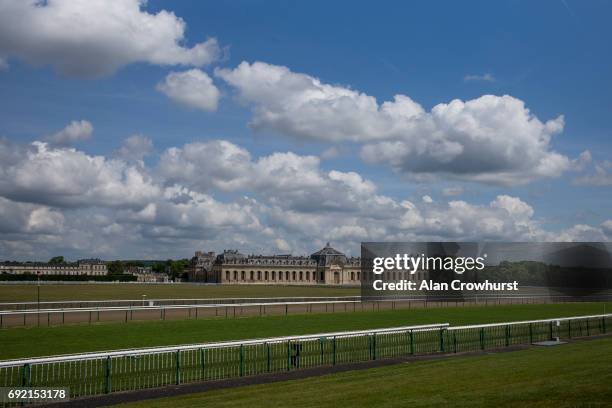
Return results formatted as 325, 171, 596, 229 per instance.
0, 0, 610, 260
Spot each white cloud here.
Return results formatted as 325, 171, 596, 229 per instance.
0, 140, 160, 208
464, 73, 496, 82
115, 134, 154, 162
422, 195, 433, 204
47, 120, 93, 145
574, 159, 612, 186
218, 61, 572, 186
157, 69, 220, 112
0, 0, 221, 78
0, 138, 609, 260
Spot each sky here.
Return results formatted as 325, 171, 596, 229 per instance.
0, 0, 611, 261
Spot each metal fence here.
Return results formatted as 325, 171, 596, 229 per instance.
0, 314, 609, 405
2, 296, 610, 328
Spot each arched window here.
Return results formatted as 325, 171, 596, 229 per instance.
265, 271, 269, 281
299, 271, 303, 281
250, 271, 254, 281
225, 271, 230, 281
241, 271, 245, 281
272, 271, 276, 280
257, 271, 262, 280
292, 271, 296, 281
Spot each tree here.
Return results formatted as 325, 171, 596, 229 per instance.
48, 256, 65, 264
107, 260, 124, 275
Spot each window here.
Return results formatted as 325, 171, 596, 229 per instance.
286, 271, 290, 281
225, 271, 230, 281
257, 271, 262, 280
299, 271, 303, 281
292, 271, 296, 280
250, 271, 254, 281
351, 272, 355, 281
241, 271, 245, 281
265, 271, 269, 281
306, 271, 310, 281
272, 271, 276, 280
233, 271, 238, 280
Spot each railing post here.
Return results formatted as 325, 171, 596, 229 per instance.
320, 337, 325, 365
479, 327, 485, 350
505, 325, 510, 347
200, 348, 206, 379
105, 356, 112, 393
529, 323, 533, 343
21, 363, 31, 387
439, 328, 445, 352
453, 331, 457, 353
549, 321, 553, 340
603, 316, 607, 334
410, 330, 415, 355
372, 334, 376, 360
586, 319, 590, 336
286, 340, 291, 371
239, 344, 244, 377
568, 320, 571, 338
332, 336, 337, 365
266, 342, 271, 372
175, 350, 181, 385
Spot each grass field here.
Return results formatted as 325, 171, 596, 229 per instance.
0, 283, 359, 302
117, 336, 612, 408
0, 302, 609, 360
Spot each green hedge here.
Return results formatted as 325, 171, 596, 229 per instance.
0, 273, 137, 282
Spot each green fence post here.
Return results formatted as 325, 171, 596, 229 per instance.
505, 325, 510, 347
586, 319, 590, 336
480, 328, 485, 350
529, 323, 533, 343
239, 344, 244, 377
176, 350, 181, 385
372, 334, 376, 360
439, 328, 445, 352
320, 337, 325, 365
549, 321, 553, 340
410, 330, 415, 355
603, 317, 607, 334
21, 363, 30, 386
332, 336, 337, 365
453, 331, 457, 353
287, 340, 291, 371
200, 348, 206, 380
568, 320, 571, 338
266, 343, 271, 372
105, 356, 112, 393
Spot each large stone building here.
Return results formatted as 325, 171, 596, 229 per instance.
0, 259, 108, 276
188, 243, 361, 285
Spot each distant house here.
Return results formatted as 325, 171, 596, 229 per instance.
126, 266, 169, 283
0, 259, 107, 276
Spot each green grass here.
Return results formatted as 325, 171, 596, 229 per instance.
117, 336, 612, 408
0, 283, 358, 302
0, 302, 609, 360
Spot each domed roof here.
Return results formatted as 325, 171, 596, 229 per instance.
311, 242, 345, 257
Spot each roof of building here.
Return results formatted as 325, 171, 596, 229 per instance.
310, 242, 345, 257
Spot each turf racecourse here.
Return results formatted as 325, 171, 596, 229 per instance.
0, 302, 609, 360
0, 283, 359, 302
115, 336, 612, 408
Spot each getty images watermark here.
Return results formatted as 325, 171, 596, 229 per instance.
360, 242, 612, 300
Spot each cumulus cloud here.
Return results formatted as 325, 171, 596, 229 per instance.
0, 0, 221, 78
157, 69, 220, 112
217, 61, 572, 186
0, 137, 609, 260
115, 134, 154, 162
0, 140, 159, 208
47, 120, 93, 145
574, 159, 612, 187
